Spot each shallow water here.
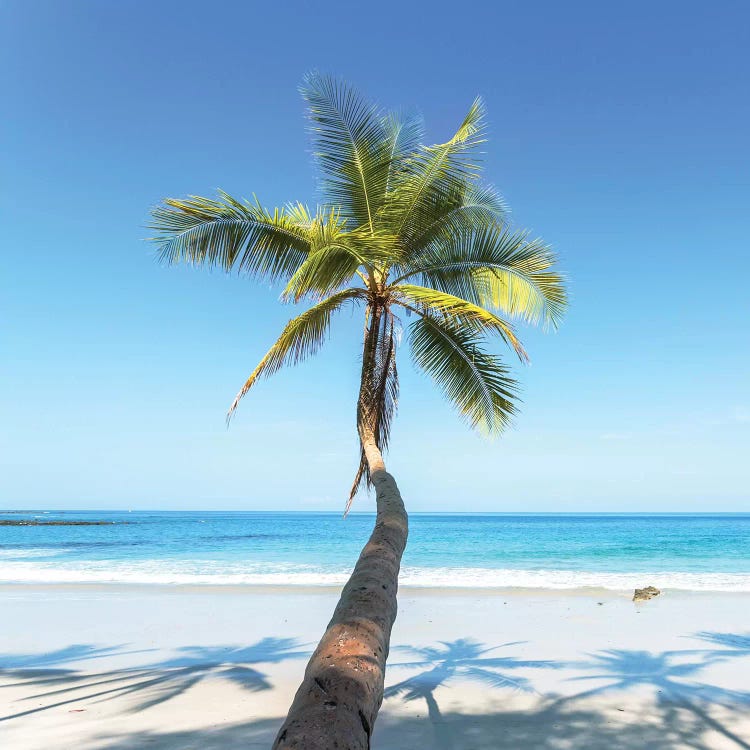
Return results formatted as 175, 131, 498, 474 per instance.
1, 511, 749, 591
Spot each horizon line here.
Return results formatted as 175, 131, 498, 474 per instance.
2, 508, 749, 516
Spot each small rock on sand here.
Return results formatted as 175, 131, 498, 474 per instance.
633, 586, 661, 602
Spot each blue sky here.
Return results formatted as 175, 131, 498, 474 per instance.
1, 0, 748, 512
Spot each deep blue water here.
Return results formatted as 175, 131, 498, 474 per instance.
1, 511, 749, 591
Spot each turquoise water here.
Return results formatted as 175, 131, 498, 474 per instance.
1, 511, 749, 591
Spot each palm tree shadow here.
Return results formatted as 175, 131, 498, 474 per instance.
694, 631, 750, 657
383, 637, 750, 750
559, 644, 750, 749
0, 644, 154, 679
0, 637, 308, 722
384, 638, 560, 750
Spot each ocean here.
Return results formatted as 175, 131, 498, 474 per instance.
1, 511, 749, 592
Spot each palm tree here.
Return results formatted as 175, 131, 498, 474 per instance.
149, 73, 566, 750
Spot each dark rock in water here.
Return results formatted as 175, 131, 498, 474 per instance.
0, 520, 119, 526
633, 586, 661, 602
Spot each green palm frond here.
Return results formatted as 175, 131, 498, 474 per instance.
150, 191, 311, 282
281, 244, 364, 302
227, 288, 367, 421
382, 111, 425, 194
409, 314, 518, 434
406, 183, 507, 253
381, 98, 486, 243
282, 201, 315, 227
281, 223, 402, 302
393, 284, 528, 361
395, 224, 567, 329
301, 72, 391, 229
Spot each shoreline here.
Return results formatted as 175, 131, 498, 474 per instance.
3, 580, 750, 598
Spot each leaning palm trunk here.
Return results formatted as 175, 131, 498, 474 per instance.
272, 456, 407, 749
273, 305, 409, 749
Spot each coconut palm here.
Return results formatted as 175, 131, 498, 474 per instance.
149, 73, 566, 750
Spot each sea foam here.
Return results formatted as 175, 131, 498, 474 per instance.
2, 562, 750, 592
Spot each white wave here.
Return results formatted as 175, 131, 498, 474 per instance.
398, 567, 750, 592
1, 562, 750, 592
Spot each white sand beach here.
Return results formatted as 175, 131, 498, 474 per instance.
2, 584, 749, 749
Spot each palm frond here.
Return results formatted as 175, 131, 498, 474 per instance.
398, 225, 566, 329
380, 98, 486, 242
409, 314, 518, 434
226, 288, 366, 421
301, 72, 391, 229
150, 191, 311, 282
281, 244, 364, 302
382, 111, 425, 194
405, 183, 507, 254
394, 283, 528, 361
283, 218, 408, 302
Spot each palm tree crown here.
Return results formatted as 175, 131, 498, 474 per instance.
150, 73, 567, 508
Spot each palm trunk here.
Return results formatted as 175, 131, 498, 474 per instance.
272, 304, 409, 750
271, 449, 407, 749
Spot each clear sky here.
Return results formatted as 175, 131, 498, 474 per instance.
2, 0, 748, 512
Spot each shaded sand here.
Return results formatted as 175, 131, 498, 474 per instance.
1, 585, 749, 749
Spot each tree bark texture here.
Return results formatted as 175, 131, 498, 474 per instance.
271, 461, 407, 749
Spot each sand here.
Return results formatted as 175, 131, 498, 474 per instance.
1, 584, 749, 749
